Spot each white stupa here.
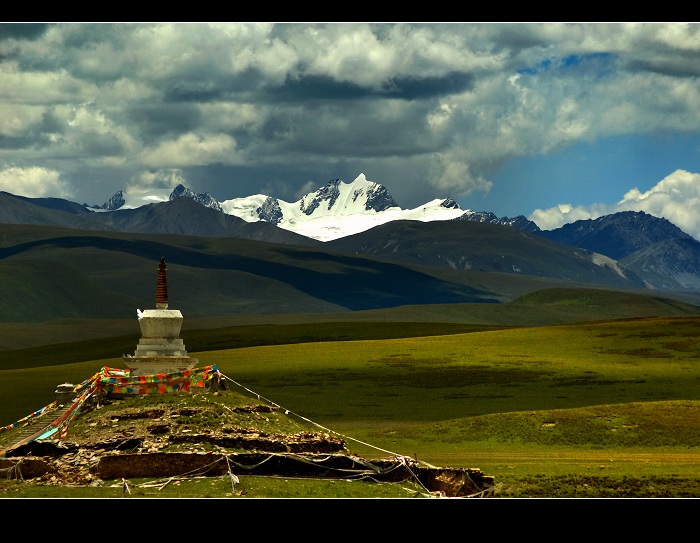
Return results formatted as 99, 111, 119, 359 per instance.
123, 257, 198, 376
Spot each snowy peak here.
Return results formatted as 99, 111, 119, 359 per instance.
298, 174, 399, 217
441, 198, 460, 209
299, 179, 342, 216
455, 210, 542, 234
365, 180, 399, 212
90, 190, 126, 211
256, 196, 284, 224
258, 174, 472, 241
95, 184, 222, 212
169, 184, 222, 212
218, 173, 414, 241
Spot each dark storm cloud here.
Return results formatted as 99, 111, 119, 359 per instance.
163, 81, 225, 103
268, 74, 373, 102
626, 56, 700, 78
380, 71, 475, 100
270, 71, 474, 103
161, 67, 270, 104
0, 110, 64, 151
125, 104, 202, 139
0, 23, 50, 40
489, 23, 552, 50
0, 134, 33, 149
259, 96, 441, 158
189, 163, 335, 202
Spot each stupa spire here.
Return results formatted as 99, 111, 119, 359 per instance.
156, 257, 168, 309
124, 256, 197, 376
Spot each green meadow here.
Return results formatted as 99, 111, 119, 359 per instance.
2, 307, 700, 497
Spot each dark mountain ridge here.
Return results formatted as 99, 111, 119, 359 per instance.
0, 191, 320, 247
535, 210, 694, 260
325, 219, 646, 289
1, 186, 700, 327
89, 197, 321, 246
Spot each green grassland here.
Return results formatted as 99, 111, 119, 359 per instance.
2, 288, 700, 498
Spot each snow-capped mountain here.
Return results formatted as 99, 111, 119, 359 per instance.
219, 174, 471, 241
91, 185, 222, 213
94, 173, 537, 242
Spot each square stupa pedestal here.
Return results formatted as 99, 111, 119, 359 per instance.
122, 355, 198, 377
123, 308, 198, 376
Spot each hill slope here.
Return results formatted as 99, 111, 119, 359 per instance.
325, 219, 646, 289
0, 224, 503, 323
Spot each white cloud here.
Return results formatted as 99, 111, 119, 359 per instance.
9, 102, 140, 166
618, 169, 700, 237
0, 65, 98, 104
0, 104, 45, 137
0, 166, 71, 198
138, 133, 240, 168
429, 153, 492, 197
135, 169, 188, 190
198, 103, 262, 132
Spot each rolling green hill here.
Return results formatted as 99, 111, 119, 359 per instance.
1, 285, 699, 356
6, 222, 696, 328
3, 311, 700, 498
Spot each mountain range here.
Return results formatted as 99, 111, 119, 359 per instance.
1, 173, 700, 325
86, 173, 539, 242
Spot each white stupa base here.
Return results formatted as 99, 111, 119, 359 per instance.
122, 355, 199, 377
134, 337, 188, 357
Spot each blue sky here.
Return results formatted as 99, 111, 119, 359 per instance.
473, 132, 700, 219
1, 23, 700, 238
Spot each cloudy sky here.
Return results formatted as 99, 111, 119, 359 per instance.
2, 23, 700, 237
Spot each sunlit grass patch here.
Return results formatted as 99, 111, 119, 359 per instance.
5, 314, 700, 497
496, 475, 700, 498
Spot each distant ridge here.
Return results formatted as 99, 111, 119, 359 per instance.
325, 218, 647, 290
2, 175, 700, 296
88, 197, 321, 245
536, 210, 694, 260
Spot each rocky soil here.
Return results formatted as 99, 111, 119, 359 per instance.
1, 388, 495, 497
